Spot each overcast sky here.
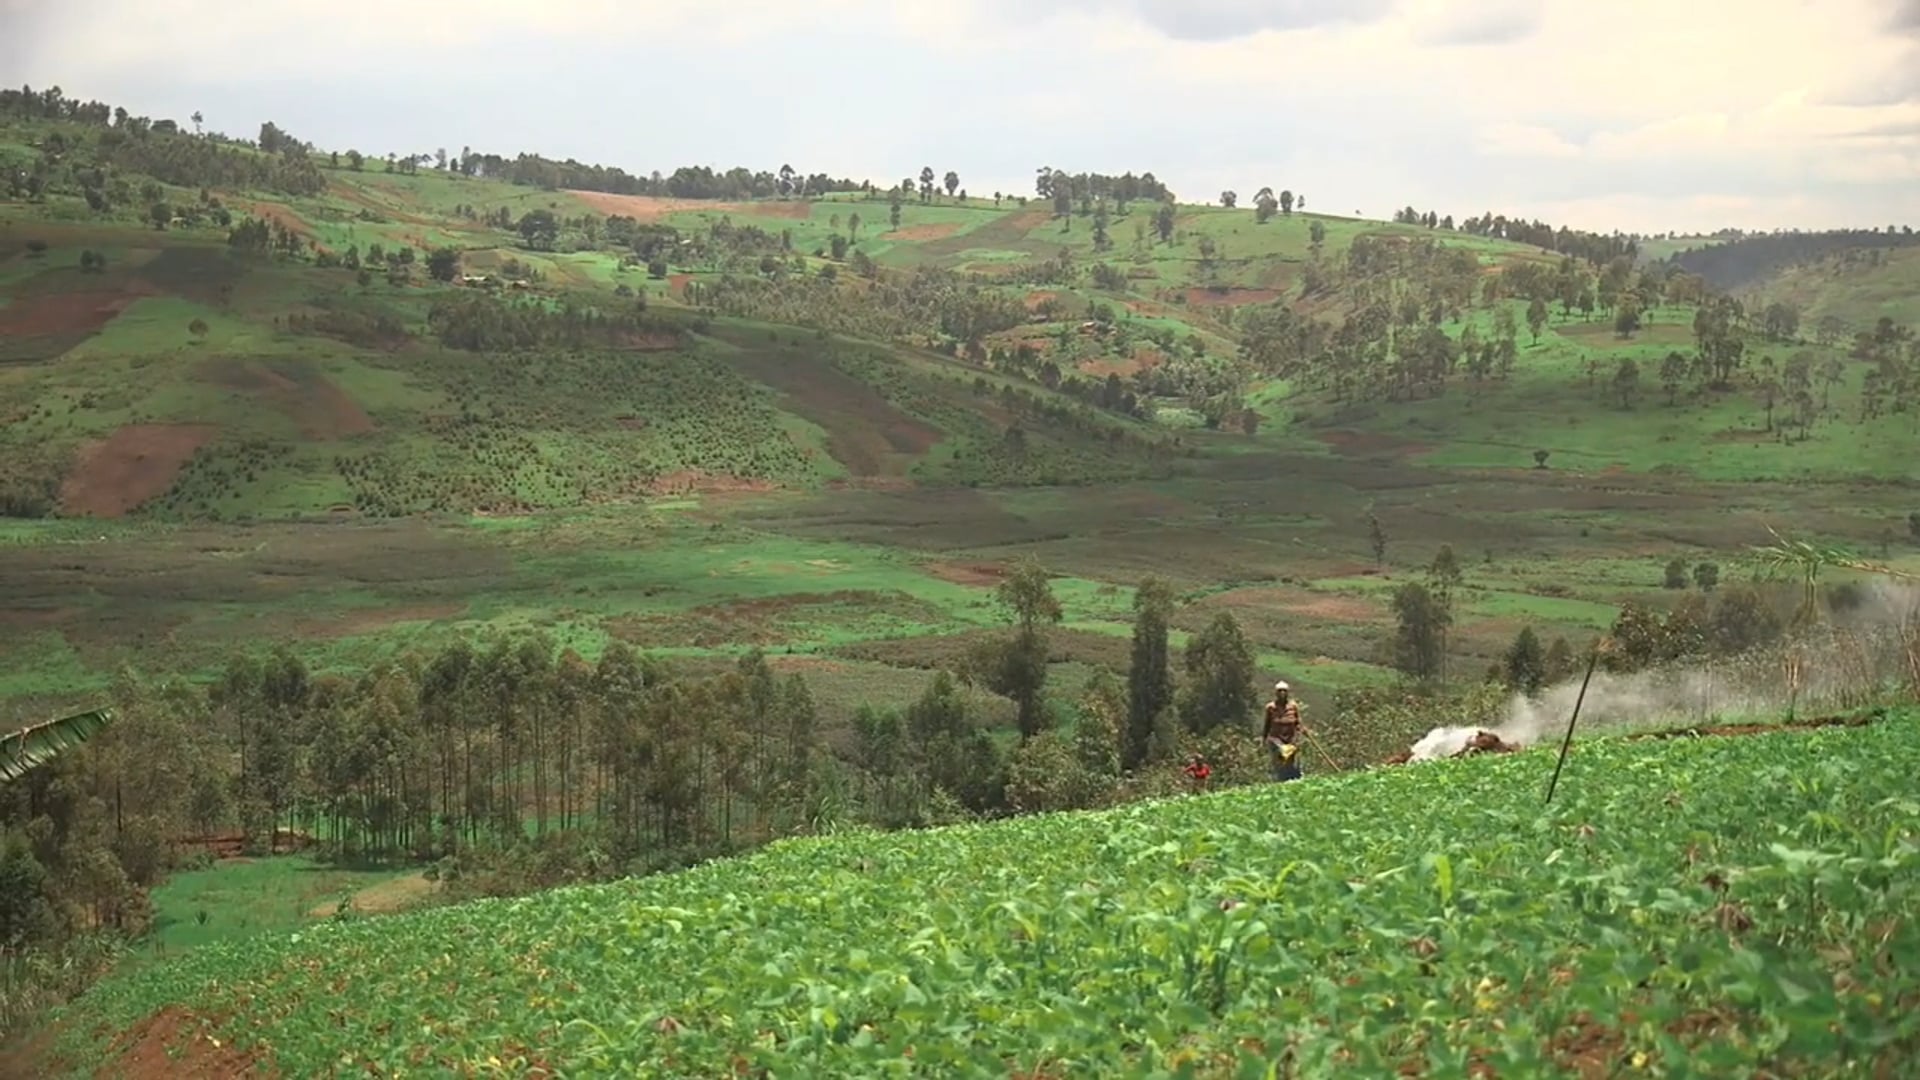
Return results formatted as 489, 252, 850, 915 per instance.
5, 0, 1919, 234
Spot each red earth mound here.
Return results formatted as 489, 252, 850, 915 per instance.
59, 423, 218, 517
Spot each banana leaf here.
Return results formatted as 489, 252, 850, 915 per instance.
0, 708, 114, 784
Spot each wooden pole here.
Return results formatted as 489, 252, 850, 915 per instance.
1304, 728, 1340, 773
1544, 644, 1603, 806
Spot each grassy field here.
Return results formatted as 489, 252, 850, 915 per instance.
37, 711, 1920, 1076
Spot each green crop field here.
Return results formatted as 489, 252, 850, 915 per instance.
5, 81, 1920, 1078
40, 714, 1920, 1076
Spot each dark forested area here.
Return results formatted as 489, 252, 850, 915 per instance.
1664, 228, 1920, 291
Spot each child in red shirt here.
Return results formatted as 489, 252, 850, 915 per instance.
1183, 754, 1212, 792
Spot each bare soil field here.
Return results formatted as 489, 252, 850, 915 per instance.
884, 222, 962, 242
58, 423, 219, 516
723, 349, 940, 476
565, 190, 812, 222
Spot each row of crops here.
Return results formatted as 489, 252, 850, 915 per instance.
56, 714, 1919, 1076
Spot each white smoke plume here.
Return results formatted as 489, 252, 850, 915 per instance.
1406, 581, 1920, 763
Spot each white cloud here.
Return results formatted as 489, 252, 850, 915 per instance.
1477, 123, 1582, 159
8, 0, 1919, 232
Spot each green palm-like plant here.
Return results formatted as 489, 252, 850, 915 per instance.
1748, 526, 1917, 625
1, 708, 114, 784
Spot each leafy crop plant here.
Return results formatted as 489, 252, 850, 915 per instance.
54, 714, 1920, 1077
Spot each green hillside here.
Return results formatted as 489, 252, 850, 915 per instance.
36, 714, 1920, 1077
7, 85, 1920, 1075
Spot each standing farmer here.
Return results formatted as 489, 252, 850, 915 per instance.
1261, 681, 1304, 782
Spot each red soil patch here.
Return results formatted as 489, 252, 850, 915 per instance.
667, 273, 694, 300
1314, 428, 1432, 459
925, 560, 1007, 587
0, 280, 153, 337
230, 199, 321, 246
566, 190, 811, 222
647, 469, 780, 496
59, 424, 217, 517
199, 358, 375, 439
1023, 291, 1060, 310
105, 1006, 273, 1079
0, 275, 157, 362
885, 222, 962, 242
1183, 287, 1282, 307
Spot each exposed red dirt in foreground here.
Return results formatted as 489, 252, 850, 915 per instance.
59, 423, 218, 517
106, 1006, 274, 1079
